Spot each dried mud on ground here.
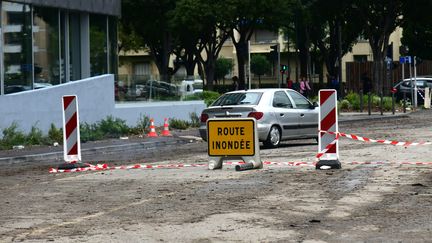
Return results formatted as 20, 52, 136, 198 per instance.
1, 110, 432, 242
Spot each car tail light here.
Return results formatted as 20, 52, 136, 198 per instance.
247, 111, 264, 120
200, 113, 209, 123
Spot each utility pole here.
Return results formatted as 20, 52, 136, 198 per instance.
414, 56, 418, 108
277, 43, 281, 88
337, 20, 343, 98
248, 40, 251, 90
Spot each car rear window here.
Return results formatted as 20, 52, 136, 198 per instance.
212, 92, 262, 106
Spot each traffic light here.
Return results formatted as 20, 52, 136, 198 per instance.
280, 64, 288, 73
269, 44, 278, 60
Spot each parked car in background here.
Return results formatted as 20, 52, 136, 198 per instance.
199, 88, 319, 148
393, 76, 432, 103
178, 79, 203, 96
5, 82, 52, 94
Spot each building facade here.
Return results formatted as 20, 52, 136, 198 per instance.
0, 0, 120, 95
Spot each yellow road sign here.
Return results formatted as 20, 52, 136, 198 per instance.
207, 119, 255, 156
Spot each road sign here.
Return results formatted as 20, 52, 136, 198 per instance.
62, 95, 81, 162
207, 119, 255, 157
400, 56, 412, 64
317, 89, 341, 169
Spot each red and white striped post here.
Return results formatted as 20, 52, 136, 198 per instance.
316, 89, 341, 169
62, 95, 81, 163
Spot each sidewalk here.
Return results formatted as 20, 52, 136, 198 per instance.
339, 110, 411, 122
0, 112, 413, 166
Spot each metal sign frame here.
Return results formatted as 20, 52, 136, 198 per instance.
206, 118, 261, 170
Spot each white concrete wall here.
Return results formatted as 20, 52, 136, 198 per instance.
0, 75, 115, 134
113, 101, 206, 127
0, 74, 206, 135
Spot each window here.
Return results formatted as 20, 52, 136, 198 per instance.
33, 7, 60, 85
2, 2, 32, 93
353, 55, 368, 63
108, 16, 118, 75
288, 90, 312, 109
213, 92, 262, 106
69, 12, 81, 81
254, 29, 278, 43
273, 91, 292, 108
133, 63, 150, 76
90, 14, 108, 76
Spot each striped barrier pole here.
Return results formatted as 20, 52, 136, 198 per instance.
316, 89, 341, 169
62, 95, 81, 163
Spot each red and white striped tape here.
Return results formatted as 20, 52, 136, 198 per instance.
316, 133, 340, 160
48, 160, 432, 174
320, 130, 432, 146
48, 161, 317, 173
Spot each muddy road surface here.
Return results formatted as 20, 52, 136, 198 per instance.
1, 110, 432, 242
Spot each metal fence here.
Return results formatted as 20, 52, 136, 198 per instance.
346, 60, 432, 95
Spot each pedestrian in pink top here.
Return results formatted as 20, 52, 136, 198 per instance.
299, 76, 311, 97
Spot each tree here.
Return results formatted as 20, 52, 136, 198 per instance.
121, 0, 176, 81
250, 54, 271, 87
401, 0, 432, 60
351, 1, 404, 93
171, 0, 232, 89
215, 58, 233, 85
309, 0, 362, 85
282, 0, 361, 87
227, 0, 293, 90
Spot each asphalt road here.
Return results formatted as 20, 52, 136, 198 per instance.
1, 110, 431, 242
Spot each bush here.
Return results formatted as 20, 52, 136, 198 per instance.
26, 125, 45, 145
169, 118, 190, 130
345, 92, 361, 110
80, 122, 104, 143
202, 91, 221, 106
98, 116, 130, 138
182, 93, 202, 101
189, 112, 200, 128
339, 99, 351, 111
48, 123, 63, 144
130, 114, 150, 135
0, 122, 26, 149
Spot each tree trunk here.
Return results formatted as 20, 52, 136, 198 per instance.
235, 42, 248, 90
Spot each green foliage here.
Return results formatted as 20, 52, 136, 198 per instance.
168, 113, 201, 130
344, 92, 360, 110
251, 54, 271, 76
215, 58, 233, 81
98, 116, 130, 138
130, 114, 150, 135
182, 93, 203, 101
27, 125, 44, 145
371, 95, 381, 107
202, 91, 221, 106
169, 118, 190, 130
48, 123, 63, 144
189, 112, 200, 128
339, 99, 351, 111
80, 123, 104, 143
383, 97, 393, 111
0, 122, 26, 149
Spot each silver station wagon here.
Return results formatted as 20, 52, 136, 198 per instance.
199, 89, 319, 148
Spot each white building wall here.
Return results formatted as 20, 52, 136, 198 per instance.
0, 75, 206, 135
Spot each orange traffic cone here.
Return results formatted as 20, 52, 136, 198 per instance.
161, 118, 172, 136
147, 118, 158, 137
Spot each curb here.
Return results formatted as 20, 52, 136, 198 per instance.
0, 137, 196, 166
339, 113, 410, 123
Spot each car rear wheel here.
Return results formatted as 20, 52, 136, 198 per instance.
264, 126, 281, 148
